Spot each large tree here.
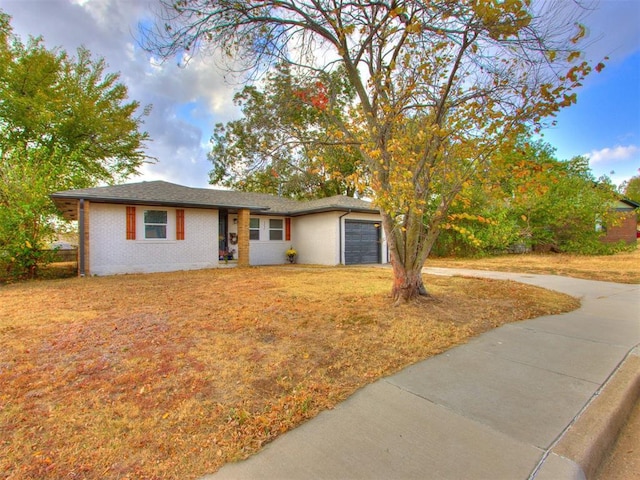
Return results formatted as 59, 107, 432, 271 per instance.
145, 0, 599, 302
0, 12, 151, 278
210, 63, 367, 199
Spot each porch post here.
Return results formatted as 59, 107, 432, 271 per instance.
78, 199, 90, 277
237, 209, 250, 267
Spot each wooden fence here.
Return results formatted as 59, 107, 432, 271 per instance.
46, 248, 78, 263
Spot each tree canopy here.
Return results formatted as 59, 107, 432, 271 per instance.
434, 139, 623, 256
144, 0, 602, 302
621, 175, 640, 204
0, 11, 151, 278
209, 63, 367, 199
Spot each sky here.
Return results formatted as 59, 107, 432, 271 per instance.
2, 0, 639, 190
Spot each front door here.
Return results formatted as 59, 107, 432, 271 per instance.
218, 211, 228, 258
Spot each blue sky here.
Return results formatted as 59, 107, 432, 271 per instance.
3, 0, 639, 190
540, 49, 640, 186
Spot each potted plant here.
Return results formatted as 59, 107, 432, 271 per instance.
285, 247, 297, 263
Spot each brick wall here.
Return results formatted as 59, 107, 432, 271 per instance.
87, 204, 218, 275
602, 212, 638, 244
237, 209, 250, 267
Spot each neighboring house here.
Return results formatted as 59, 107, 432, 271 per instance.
600, 198, 639, 245
50, 181, 387, 276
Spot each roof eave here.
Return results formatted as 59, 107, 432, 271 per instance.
287, 206, 379, 217
49, 194, 271, 221
620, 198, 640, 209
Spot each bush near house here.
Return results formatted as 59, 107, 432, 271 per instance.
432, 146, 627, 257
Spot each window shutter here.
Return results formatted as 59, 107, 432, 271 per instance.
126, 206, 136, 240
285, 218, 291, 241
176, 209, 185, 240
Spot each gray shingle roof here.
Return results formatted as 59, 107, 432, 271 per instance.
287, 194, 379, 214
51, 181, 377, 220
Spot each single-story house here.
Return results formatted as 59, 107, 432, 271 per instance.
600, 198, 639, 244
50, 181, 387, 276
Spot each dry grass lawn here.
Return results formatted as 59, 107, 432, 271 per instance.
1, 266, 579, 479
428, 246, 640, 284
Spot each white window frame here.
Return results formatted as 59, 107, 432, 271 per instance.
269, 218, 284, 241
249, 217, 260, 240
144, 209, 168, 239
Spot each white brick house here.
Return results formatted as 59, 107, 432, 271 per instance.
51, 181, 386, 276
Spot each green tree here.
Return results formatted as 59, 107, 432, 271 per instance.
210, 64, 366, 199
145, 0, 600, 302
519, 157, 620, 253
434, 141, 622, 256
0, 11, 151, 278
621, 175, 640, 203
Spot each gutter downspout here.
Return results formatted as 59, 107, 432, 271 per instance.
338, 210, 351, 265
78, 199, 85, 277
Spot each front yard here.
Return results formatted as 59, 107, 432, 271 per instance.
428, 246, 640, 283
1, 266, 579, 479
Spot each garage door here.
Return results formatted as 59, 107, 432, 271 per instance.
345, 220, 381, 265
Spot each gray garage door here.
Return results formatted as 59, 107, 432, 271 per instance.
345, 220, 381, 265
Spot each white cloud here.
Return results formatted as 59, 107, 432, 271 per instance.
586, 145, 639, 165
582, 0, 640, 64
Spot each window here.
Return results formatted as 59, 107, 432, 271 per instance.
249, 217, 260, 240
269, 219, 284, 240
144, 210, 167, 239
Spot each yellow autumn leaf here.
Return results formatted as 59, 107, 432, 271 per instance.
343, 24, 355, 35
405, 22, 421, 34
570, 23, 586, 44
567, 51, 580, 62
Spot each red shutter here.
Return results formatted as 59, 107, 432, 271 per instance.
176, 209, 185, 240
285, 218, 291, 241
126, 206, 136, 240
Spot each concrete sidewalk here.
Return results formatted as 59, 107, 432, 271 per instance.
204, 269, 640, 480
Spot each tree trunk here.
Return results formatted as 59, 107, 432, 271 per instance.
381, 211, 432, 304
390, 261, 428, 304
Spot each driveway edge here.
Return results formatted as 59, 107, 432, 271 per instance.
537, 345, 640, 479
